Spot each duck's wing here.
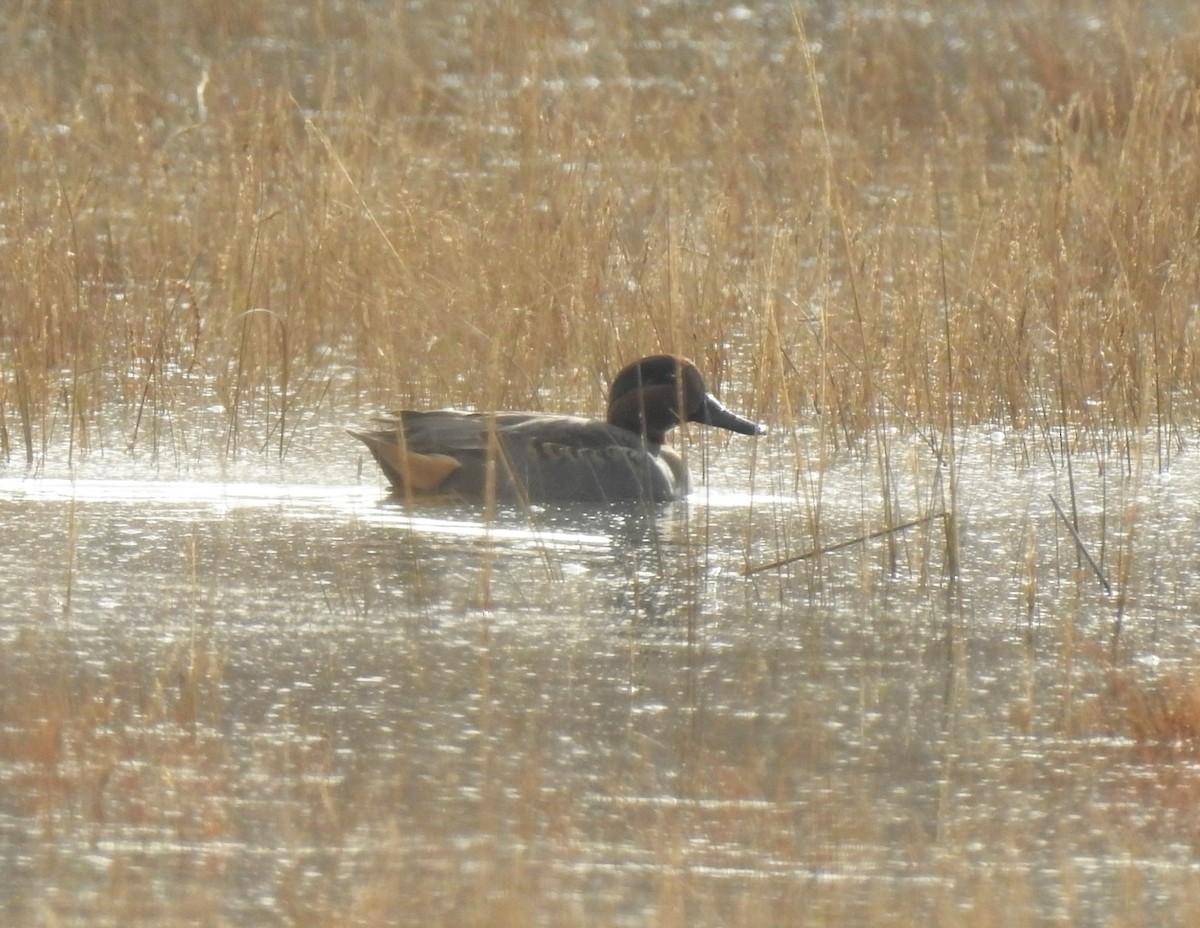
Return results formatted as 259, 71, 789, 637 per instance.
497, 416, 680, 502
351, 411, 680, 502
348, 411, 588, 496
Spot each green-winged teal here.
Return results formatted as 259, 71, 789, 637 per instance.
349, 355, 765, 503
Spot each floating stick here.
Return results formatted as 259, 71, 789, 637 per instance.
744, 512, 947, 576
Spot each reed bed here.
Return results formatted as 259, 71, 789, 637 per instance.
5, 2, 1200, 927
1, 0, 1199, 466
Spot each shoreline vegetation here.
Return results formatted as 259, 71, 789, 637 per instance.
5, 5, 1200, 927
1, 1, 1198, 470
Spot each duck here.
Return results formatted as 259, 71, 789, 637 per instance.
348, 354, 765, 503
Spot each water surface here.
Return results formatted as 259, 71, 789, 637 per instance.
4, 426, 1200, 926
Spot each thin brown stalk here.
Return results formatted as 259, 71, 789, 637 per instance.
1049, 494, 1113, 594
743, 512, 946, 576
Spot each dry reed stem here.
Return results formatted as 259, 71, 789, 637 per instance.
743, 510, 946, 575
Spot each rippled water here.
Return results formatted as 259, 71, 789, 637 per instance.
4, 422, 1200, 925
6, 0, 1200, 919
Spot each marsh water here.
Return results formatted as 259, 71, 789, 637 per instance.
4, 416, 1200, 925
6, 0, 1200, 924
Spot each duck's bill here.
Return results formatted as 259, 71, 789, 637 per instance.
698, 394, 767, 435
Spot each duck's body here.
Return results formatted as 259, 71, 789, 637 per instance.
349, 355, 764, 504
355, 409, 688, 502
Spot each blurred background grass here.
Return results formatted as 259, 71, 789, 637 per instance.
2, 0, 1199, 465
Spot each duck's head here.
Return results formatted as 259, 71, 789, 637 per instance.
606, 355, 767, 445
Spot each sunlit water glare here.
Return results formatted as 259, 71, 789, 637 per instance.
4, 428, 1200, 925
